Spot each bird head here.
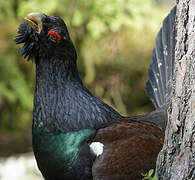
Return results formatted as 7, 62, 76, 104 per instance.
15, 12, 76, 62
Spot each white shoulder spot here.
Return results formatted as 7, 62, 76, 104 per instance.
89, 142, 104, 156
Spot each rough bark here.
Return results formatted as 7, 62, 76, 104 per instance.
156, 1, 195, 179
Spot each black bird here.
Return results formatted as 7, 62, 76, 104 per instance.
15, 7, 176, 180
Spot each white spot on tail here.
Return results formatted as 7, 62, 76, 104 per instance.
158, 62, 162, 68
89, 142, 104, 156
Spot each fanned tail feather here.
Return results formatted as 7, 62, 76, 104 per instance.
145, 7, 176, 109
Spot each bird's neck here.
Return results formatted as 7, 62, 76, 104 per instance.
35, 56, 81, 84
33, 57, 80, 131
33, 57, 120, 133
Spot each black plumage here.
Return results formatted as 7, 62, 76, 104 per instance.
14, 8, 176, 180
145, 7, 176, 108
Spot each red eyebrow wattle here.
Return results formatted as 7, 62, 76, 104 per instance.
48, 31, 61, 43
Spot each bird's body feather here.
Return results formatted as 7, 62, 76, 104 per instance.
14, 7, 176, 180
92, 119, 163, 180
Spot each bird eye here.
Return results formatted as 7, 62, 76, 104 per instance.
48, 31, 61, 44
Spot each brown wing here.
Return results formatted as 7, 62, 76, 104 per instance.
92, 118, 164, 180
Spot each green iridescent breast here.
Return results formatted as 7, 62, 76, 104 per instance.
32, 126, 95, 175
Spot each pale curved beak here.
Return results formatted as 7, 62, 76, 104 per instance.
24, 12, 45, 33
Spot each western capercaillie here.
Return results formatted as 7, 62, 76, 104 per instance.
15, 7, 176, 180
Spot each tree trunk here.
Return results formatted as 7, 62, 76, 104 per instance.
156, 1, 195, 179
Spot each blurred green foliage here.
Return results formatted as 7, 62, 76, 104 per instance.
0, 0, 172, 152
